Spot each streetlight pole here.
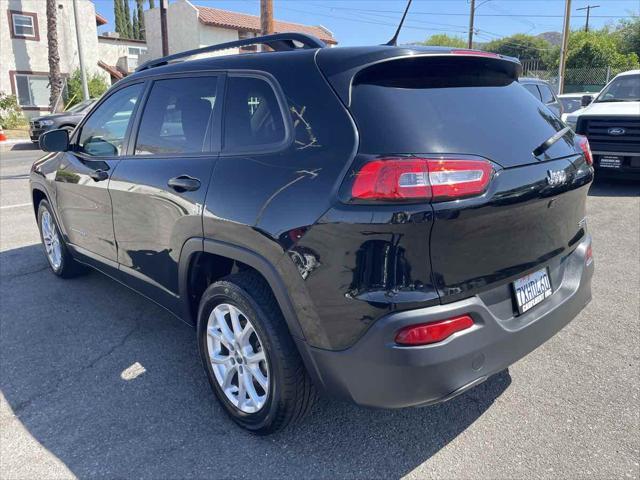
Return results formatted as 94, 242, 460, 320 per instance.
558, 0, 572, 95
160, 0, 169, 56
72, 0, 89, 101
576, 5, 599, 32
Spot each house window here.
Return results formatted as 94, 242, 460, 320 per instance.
14, 74, 50, 107
8, 11, 39, 40
128, 46, 147, 57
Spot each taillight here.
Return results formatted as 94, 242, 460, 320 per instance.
351, 158, 493, 202
395, 315, 474, 346
576, 135, 593, 166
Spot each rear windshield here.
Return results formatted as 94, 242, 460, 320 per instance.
350, 57, 575, 167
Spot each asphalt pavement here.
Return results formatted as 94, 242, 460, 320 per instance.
1, 144, 638, 479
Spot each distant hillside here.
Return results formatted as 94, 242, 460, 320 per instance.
537, 32, 562, 47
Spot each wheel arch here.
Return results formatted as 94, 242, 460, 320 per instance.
178, 238, 304, 340
31, 186, 48, 217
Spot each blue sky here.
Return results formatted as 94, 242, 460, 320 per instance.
94, 0, 639, 46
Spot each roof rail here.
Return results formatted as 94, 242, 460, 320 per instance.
136, 33, 326, 72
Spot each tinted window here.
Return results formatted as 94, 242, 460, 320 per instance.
78, 84, 142, 157
135, 77, 218, 155
522, 83, 542, 100
224, 76, 285, 150
350, 56, 574, 166
539, 84, 556, 104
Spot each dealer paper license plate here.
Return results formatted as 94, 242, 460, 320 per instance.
513, 268, 552, 314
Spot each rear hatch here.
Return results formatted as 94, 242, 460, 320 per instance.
321, 52, 592, 306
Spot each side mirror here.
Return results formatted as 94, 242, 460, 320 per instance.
581, 94, 593, 107
39, 129, 69, 152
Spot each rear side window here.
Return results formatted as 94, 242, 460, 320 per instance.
538, 84, 556, 104
223, 76, 286, 151
135, 76, 218, 155
522, 83, 542, 100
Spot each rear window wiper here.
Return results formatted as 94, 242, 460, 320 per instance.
533, 126, 572, 157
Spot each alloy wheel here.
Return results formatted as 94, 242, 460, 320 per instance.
206, 303, 270, 413
41, 210, 62, 271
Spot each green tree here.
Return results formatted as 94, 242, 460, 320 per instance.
567, 29, 639, 70
46, 0, 63, 111
417, 34, 466, 48
148, 0, 155, 8
483, 34, 556, 68
114, 0, 124, 36
132, 9, 140, 39
613, 17, 640, 57
136, 0, 146, 40
123, 0, 133, 38
65, 70, 109, 108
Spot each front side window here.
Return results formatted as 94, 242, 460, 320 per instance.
539, 85, 556, 104
14, 74, 50, 107
223, 76, 286, 151
78, 84, 143, 157
10, 12, 38, 39
135, 77, 218, 155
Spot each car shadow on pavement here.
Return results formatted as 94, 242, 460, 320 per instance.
1, 244, 511, 479
2, 141, 38, 151
588, 177, 640, 197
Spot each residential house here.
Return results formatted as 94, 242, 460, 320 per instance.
1, 0, 147, 118
143, 0, 336, 61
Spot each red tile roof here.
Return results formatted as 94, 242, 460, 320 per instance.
97, 61, 124, 80
195, 6, 336, 45
95, 12, 108, 26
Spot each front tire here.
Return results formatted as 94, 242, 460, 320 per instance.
36, 199, 86, 278
197, 271, 317, 434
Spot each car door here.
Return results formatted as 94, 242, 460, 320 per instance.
54, 83, 144, 266
108, 73, 223, 311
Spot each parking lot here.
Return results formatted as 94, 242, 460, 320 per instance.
0, 145, 638, 479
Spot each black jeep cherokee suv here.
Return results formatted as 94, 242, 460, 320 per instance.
30, 34, 594, 434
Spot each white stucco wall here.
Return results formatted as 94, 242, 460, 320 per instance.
0, 0, 106, 115
143, 0, 242, 61
97, 37, 147, 72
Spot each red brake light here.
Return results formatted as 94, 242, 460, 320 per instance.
395, 315, 474, 346
351, 158, 493, 202
576, 135, 593, 166
451, 49, 500, 58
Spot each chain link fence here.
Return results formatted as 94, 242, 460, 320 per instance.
521, 62, 626, 94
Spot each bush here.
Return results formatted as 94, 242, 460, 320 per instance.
65, 69, 109, 108
0, 92, 27, 129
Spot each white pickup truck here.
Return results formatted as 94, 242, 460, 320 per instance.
565, 70, 640, 175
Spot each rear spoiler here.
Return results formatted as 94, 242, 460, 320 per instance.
316, 48, 522, 107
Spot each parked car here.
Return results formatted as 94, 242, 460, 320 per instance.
30, 34, 594, 434
29, 99, 97, 143
558, 92, 597, 122
520, 78, 563, 118
565, 70, 640, 175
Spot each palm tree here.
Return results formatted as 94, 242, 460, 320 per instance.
46, 0, 63, 112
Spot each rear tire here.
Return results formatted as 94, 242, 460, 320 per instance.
197, 271, 317, 434
36, 199, 87, 278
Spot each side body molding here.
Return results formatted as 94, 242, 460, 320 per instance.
178, 237, 305, 339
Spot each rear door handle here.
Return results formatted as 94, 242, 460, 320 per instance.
89, 169, 109, 182
168, 175, 201, 192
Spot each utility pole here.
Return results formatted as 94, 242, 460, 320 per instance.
558, 0, 572, 95
260, 0, 274, 35
576, 4, 599, 32
72, 0, 89, 101
160, 0, 169, 56
467, 0, 476, 48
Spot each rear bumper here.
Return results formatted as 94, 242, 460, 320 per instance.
299, 236, 593, 408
